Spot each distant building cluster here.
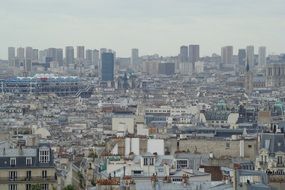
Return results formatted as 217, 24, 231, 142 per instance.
1, 44, 285, 190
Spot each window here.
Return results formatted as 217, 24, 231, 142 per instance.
150, 158, 154, 165
9, 184, 17, 190
177, 159, 188, 169
26, 171, 31, 180
10, 158, 16, 166
248, 145, 252, 148
226, 142, 230, 149
26, 184, 31, 190
39, 148, 50, 163
9, 171, 17, 180
26, 157, 32, 166
278, 156, 283, 165
41, 184, 49, 190
42, 170, 47, 179
143, 158, 148, 165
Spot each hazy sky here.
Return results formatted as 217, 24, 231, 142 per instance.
1, 0, 285, 59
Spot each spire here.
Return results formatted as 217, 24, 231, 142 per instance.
246, 63, 249, 72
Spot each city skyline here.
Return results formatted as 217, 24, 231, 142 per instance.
0, 0, 285, 59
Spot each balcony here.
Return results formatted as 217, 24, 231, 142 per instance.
0, 176, 57, 184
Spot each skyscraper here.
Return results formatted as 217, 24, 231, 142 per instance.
93, 49, 100, 74
25, 47, 33, 60
131, 48, 139, 65
39, 50, 47, 63
17, 47, 25, 59
101, 52, 114, 81
189, 44, 200, 73
246, 45, 254, 69
189, 45, 200, 63
179, 46, 188, 63
32, 49, 39, 62
65, 46, 74, 66
25, 47, 33, 72
56, 48, 63, 66
47, 48, 57, 62
77, 46, 85, 61
93, 49, 99, 67
238, 49, 246, 65
258, 46, 266, 66
221, 46, 233, 65
8, 47, 15, 66
86, 49, 93, 65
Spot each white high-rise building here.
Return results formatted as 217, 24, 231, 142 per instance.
77, 46, 85, 60
258, 46, 266, 66
17, 47, 25, 59
92, 49, 99, 69
25, 47, 33, 60
246, 45, 254, 69
221, 46, 233, 65
32, 49, 39, 62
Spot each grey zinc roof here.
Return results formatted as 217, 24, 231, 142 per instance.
0, 148, 36, 157
260, 133, 285, 153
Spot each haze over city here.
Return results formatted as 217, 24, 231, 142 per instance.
1, 0, 285, 58
2, 1, 285, 190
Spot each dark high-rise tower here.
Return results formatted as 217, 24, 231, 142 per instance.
65, 46, 74, 66
179, 46, 188, 62
238, 49, 246, 65
189, 45, 200, 63
101, 52, 114, 81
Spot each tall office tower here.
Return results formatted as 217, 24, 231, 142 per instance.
86, 49, 93, 65
189, 44, 200, 72
131, 48, 139, 65
246, 45, 254, 69
179, 45, 188, 62
39, 50, 47, 63
93, 49, 100, 73
221, 46, 233, 65
100, 48, 108, 59
32, 49, 39, 62
8, 47, 15, 66
77, 46, 85, 60
56, 48, 63, 66
258, 46, 266, 66
101, 52, 114, 81
17, 47, 25, 59
189, 45, 200, 63
65, 46, 74, 66
238, 49, 246, 65
25, 47, 33, 59
25, 47, 33, 73
47, 48, 57, 62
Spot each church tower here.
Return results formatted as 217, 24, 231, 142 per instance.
244, 63, 253, 95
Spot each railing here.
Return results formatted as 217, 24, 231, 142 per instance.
0, 176, 57, 183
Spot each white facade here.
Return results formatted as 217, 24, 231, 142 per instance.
112, 115, 135, 134
258, 46, 266, 68
147, 139, 164, 155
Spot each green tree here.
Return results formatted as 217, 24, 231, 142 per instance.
63, 185, 76, 190
31, 184, 41, 190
